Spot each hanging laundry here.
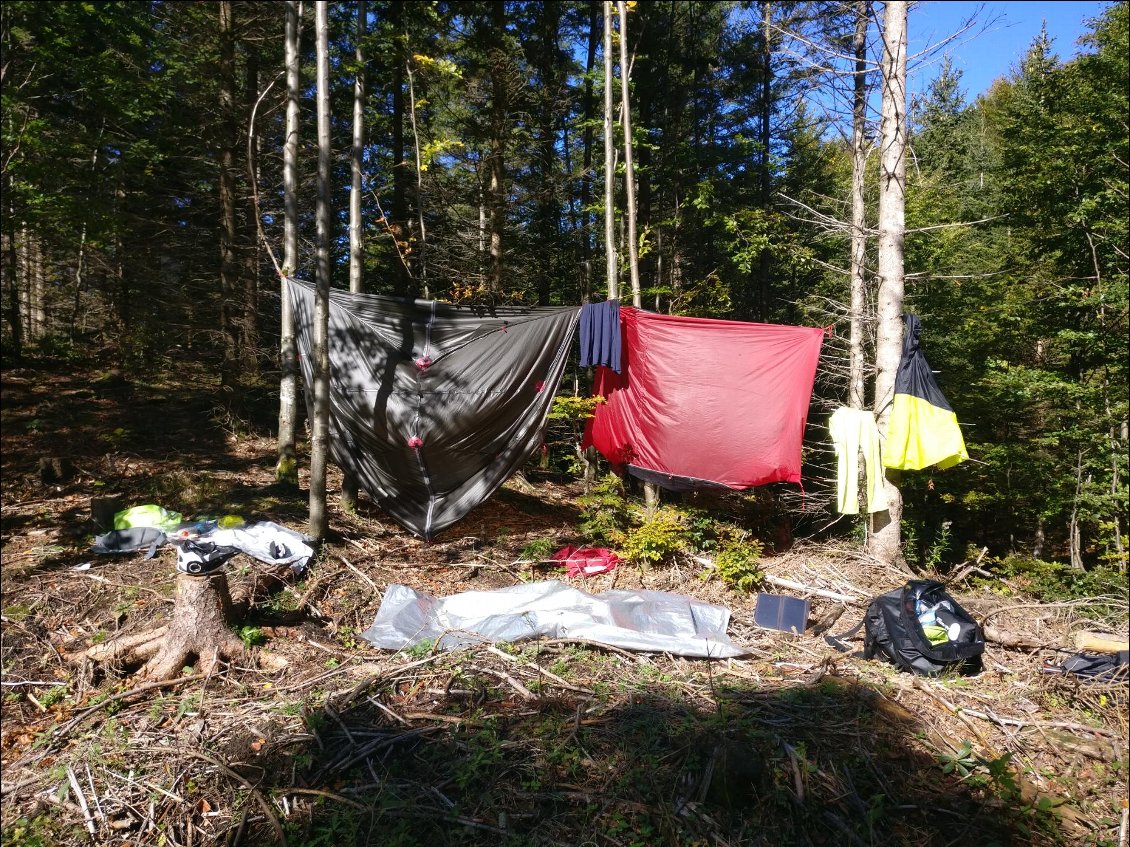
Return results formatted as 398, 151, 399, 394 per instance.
583, 307, 825, 490
287, 279, 580, 540
883, 313, 968, 471
828, 406, 888, 514
579, 299, 621, 373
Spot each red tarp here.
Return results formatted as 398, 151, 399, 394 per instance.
582, 307, 825, 490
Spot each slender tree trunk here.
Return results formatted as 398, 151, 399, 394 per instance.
1069, 447, 1086, 569
309, 0, 333, 541
218, 1, 240, 387
18, 221, 30, 341
348, 1, 366, 296
579, 0, 599, 304
241, 47, 261, 376
868, 0, 908, 566
487, 3, 507, 294
536, 0, 562, 306
757, 0, 773, 321
406, 61, 428, 297
341, 0, 367, 513
5, 196, 23, 360
30, 234, 44, 341
848, 0, 869, 411
71, 134, 101, 342
602, 1, 618, 300
390, 0, 410, 296
277, 0, 301, 488
617, 1, 640, 308
615, 0, 655, 512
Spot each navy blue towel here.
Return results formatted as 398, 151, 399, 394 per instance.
579, 299, 621, 373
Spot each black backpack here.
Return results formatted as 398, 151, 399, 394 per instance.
828, 580, 985, 676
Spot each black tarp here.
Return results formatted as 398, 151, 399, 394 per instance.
287, 280, 580, 539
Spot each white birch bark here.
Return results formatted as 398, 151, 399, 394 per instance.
868, 0, 908, 565
308, 0, 333, 540
277, 0, 301, 487
602, 1, 618, 300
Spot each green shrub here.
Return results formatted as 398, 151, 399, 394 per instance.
577, 473, 630, 544
519, 537, 557, 562
619, 507, 687, 565
712, 537, 764, 592
975, 554, 1128, 603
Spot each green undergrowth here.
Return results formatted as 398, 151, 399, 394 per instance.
970, 553, 1129, 606
577, 473, 765, 591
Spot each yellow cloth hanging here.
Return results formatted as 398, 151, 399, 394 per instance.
882, 313, 969, 471
828, 407, 889, 514
883, 394, 969, 470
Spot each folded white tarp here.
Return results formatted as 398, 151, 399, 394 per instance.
362, 580, 747, 659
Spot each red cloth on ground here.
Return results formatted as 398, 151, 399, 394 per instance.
552, 545, 620, 577
582, 307, 824, 489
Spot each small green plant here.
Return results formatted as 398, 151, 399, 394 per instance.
619, 507, 687, 564
147, 696, 168, 723
337, 626, 360, 650
712, 537, 764, 592
1, 604, 32, 621
406, 638, 436, 659
577, 473, 630, 544
38, 686, 68, 709
938, 740, 978, 779
175, 692, 202, 720
924, 522, 952, 572
519, 537, 556, 562
548, 394, 605, 422
237, 626, 266, 650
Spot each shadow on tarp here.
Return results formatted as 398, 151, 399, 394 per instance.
216, 654, 1057, 847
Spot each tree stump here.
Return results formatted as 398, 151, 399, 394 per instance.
82, 572, 248, 681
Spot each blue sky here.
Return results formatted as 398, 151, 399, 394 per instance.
907, 1, 1113, 102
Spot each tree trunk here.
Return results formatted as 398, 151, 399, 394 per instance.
536, 0, 562, 306
406, 61, 428, 297
579, 0, 599, 304
308, 0, 333, 541
4, 197, 22, 360
756, 0, 773, 321
390, 0, 410, 296
82, 574, 247, 681
30, 232, 44, 341
848, 1, 871, 518
341, 0, 367, 513
218, 0, 240, 388
868, 0, 908, 567
617, 1, 640, 309
487, 2, 507, 295
616, 1, 656, 512
1069, 448, 1086, 569
602, 1, 618, 301
848, 0, 869, 411
241, 46, 261, 377
277, 0, 301, 488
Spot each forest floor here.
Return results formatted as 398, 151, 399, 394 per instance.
1, 353, 1127, 847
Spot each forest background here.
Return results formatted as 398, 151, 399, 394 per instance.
2, 0, 1127, 577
